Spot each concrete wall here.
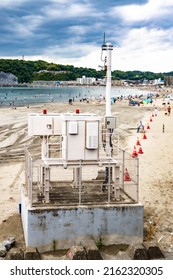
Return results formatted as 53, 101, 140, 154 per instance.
21, 191, 143, 252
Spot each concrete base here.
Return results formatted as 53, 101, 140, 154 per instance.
21, 190, 144, 253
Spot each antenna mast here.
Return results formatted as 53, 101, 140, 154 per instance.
102, 36, 113, 116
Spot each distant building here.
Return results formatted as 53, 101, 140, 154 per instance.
38, 70, 69, 74
164, 76, 173, 86
32, 80, 68, 87
0, 71, 18, 85
152, 78, 164, 85
112, 79, 124, 86
76, 76, 96, 85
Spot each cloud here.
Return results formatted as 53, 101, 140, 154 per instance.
110, 0, 173, 23
113, 26, 173, 72
42, 40, 98, 58
5, 15, 44, 38
1, 0, 173, 72
0, 0, 30, 8
68, 25, 90, 36
120, 27, 173, 51
42, 1, 102, 20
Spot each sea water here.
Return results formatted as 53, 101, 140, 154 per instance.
0, 86, 147, 107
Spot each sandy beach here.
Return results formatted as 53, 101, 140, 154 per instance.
0, 95, 173, 257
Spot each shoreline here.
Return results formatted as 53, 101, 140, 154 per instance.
0, 84, 168, 109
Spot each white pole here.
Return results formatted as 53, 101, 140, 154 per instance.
102, 42, 113, 116
106, 43, 113, 116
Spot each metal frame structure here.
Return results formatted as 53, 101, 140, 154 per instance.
25, 138, 139, 207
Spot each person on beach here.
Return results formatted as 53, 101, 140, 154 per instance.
154, 107, 158, 116
167, 105, 171, 116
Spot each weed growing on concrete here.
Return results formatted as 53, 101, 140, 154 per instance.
95, 236, 104, 249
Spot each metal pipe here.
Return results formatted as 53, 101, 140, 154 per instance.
122, 149, 125, 190
102, 42, 113, 117
79, 160, 82, 205
30, 158, 33, 205
137, 157, 139, 203
108, 160, 111, 204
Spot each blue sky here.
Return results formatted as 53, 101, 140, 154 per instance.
0, 0, 173, 72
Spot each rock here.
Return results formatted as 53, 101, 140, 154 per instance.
8, 237, 16, 246
2, 240, 12, 251
0, 72, 18, 85
133, 248, 149, 260
85, 245, 103, 260
2, 237, 15, 251
143, 241, 165, 259
0, 243, 7, 257
148, 246, 165, 259
24, 247, 41, 260
127, 244, 149, 260
5, 248, 24, 260
66, 246, 87, 260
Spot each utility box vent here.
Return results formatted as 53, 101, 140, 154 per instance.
69, 121, 78, 135
87, 136, 98, 149
86, 122, 98, 149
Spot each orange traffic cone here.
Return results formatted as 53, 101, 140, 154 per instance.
138, 146, 144, 154
136, 137, 141, 146
124, 168, 131, 181
150, 117, 153, 122
132, 146, 138, 158
143, 133, 147, 139
147, 123, 150, 129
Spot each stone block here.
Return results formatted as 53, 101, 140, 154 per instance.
2, 237, 15, 251
148, 246, 165, 259
66, 246, 87, 260
6, 248, 24, 260
24, 247, 41, 260
85, 244, 103, 260
133, 248, 149, 260
0, 243, 7, 257
127, 244, 149, 260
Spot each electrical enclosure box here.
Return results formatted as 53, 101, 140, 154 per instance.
105, 116, 116, 129
28, 114, 62, 136
61, 113, 101, 161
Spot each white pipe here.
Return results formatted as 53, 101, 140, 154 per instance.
105, 43, 113, 116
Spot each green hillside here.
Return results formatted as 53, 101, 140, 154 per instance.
0, 59, 165, 83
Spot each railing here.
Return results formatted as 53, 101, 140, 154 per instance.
24, 144, 139, 207
116, 148, 139, 203
25, 148, 33, 204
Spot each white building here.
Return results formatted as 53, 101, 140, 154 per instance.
77, 75, 96, 85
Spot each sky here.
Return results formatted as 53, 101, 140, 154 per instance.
0, 0, 173, 73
